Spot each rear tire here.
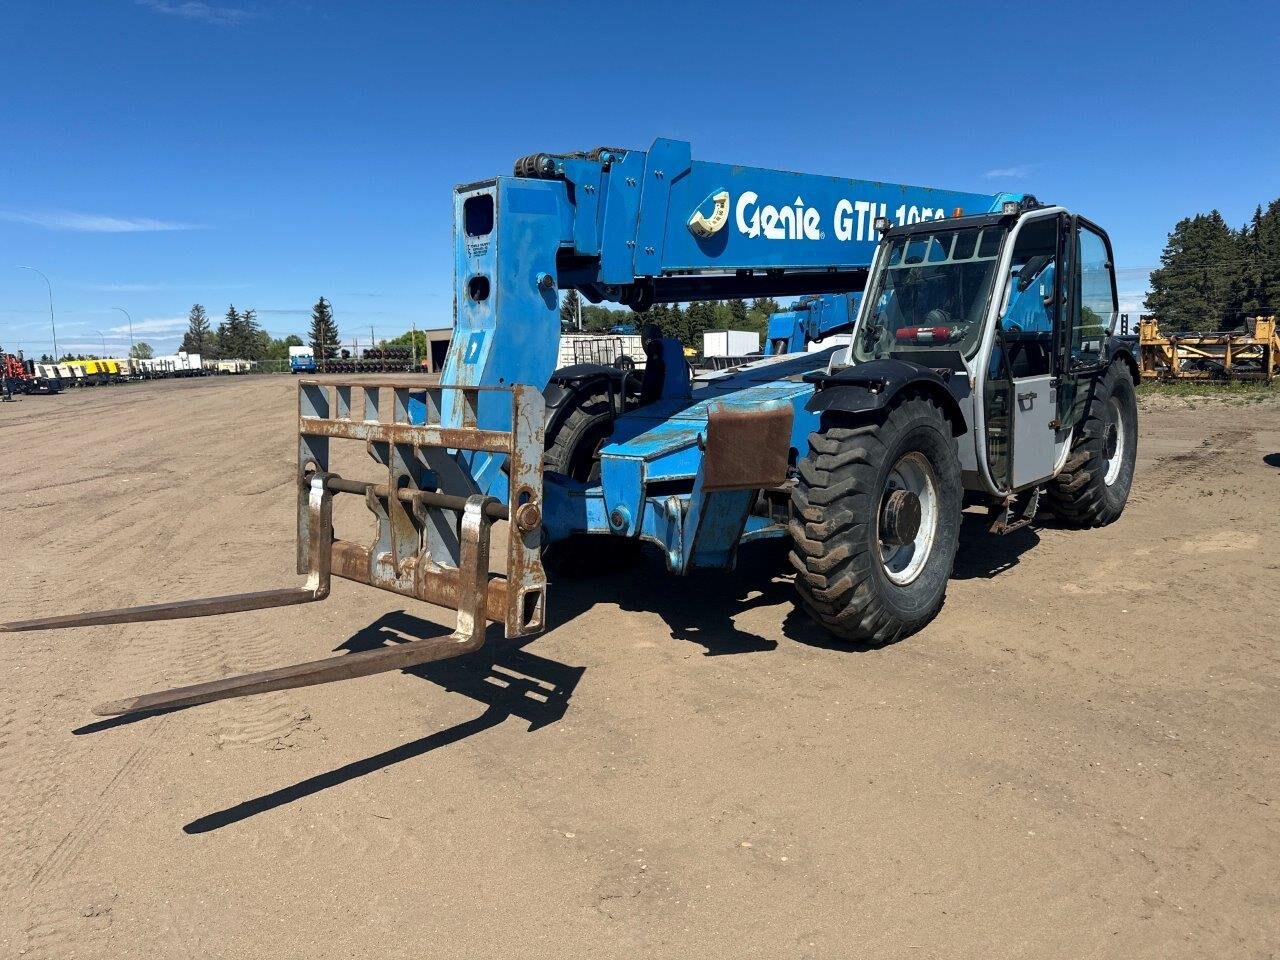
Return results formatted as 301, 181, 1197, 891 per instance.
1045, 360, 1137, 528
542, 384, 638, 575
789, 397, 963, 645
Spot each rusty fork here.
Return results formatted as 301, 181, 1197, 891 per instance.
90, 493, 496, 717
2, 473, 336, 634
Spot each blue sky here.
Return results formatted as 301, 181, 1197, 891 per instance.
2, 0, 1277, 357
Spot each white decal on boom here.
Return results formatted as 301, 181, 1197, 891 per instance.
735, 193, 823, 240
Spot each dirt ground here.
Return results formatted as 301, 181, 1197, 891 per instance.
1, 376, 1277, 960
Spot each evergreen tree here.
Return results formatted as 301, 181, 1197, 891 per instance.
180, 303, 211, 355
216, 304, 243, 358
1147, 211, 1245, 331
238, 308, 268, 361
1249, 199, 1280, 318
681, 300, 717, 347
560, 289, 583, 329
726, 297, 749, 327
667, 304, 687, 343
309, 297, 340, 360
746, 297, 781, 334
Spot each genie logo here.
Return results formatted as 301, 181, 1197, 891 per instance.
735, 192, 822, 241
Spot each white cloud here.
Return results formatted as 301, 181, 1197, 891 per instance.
983, 164, 1036, 180
0, 210, 201, 233
108, 316, 188, 335
135, 0, 254, 26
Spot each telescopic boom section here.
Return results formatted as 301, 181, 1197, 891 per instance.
441, 138, 1006, 417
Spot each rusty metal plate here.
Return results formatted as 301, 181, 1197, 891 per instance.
701, 402, 794, 492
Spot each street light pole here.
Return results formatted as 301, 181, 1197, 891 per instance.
17, 265, 58, 360
111, 306, 134, 356
95, 331, 107, 355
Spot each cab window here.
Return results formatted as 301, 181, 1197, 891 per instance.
1073, 226, 1114, 369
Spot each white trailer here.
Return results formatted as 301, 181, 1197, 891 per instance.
212, 358, 254, 375
153, 352, 203, 376
702, 330, 760, 358
557, 333, 644, 370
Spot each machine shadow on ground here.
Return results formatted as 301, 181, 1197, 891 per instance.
180, 613, 586, 834
80, 511, 1043, 834
951, 511, 1041, 580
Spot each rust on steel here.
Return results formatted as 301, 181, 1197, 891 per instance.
299, 416, 512, 454
1, 473, 335, 633
324, 475, 510, 521
701, 402, 794, 491
329, 540, 510, 624
0, 588, 318, 633
93, 495, 497, 716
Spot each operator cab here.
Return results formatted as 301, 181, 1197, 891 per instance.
847, 205, 1119, 496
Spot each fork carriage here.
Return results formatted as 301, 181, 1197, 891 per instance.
296, 378, 547, 639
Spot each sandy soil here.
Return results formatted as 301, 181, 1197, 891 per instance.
1, 376, 1277, 960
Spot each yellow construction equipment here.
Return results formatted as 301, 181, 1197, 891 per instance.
1139, 316, 1277, 382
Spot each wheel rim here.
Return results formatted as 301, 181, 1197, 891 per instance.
877, 452, 940, 586
1103, 394, 1126, 486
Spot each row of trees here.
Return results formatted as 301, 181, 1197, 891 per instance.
179, 303, 307, 362
1147, 198, 1280, 331
178, 304, 297, 361
560, 290, 782, 346
164, 289, 784, 367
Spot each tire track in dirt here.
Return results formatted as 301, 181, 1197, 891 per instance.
1130, 427, 1254, 503
0, 703, 65, 898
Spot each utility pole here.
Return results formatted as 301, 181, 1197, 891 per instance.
111, 307, 135, 355
410, 319, 418, 369
18, 265, 58, 360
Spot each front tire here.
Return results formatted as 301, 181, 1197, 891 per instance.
1045, 360, 1137, 528
789, 397, 963, 645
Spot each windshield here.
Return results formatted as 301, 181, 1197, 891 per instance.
853, 225, 1006, 361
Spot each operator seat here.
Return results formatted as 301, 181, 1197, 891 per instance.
639, 325, 692, 404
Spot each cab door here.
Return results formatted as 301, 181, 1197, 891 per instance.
1055, 217, 1114, 434
1001, 212, 1061, 489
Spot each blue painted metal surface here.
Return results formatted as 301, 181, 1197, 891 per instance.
765, 292, 862, 355
420, 139, 1008, 574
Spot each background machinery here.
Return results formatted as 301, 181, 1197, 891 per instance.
289, 345, 318, 374
3, 139, 1140, 722
1, 349, 62, 395
1138, 315, 1278, 381
765, 292, 862, 355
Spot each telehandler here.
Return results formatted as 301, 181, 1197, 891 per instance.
3, 139, 1138, 718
